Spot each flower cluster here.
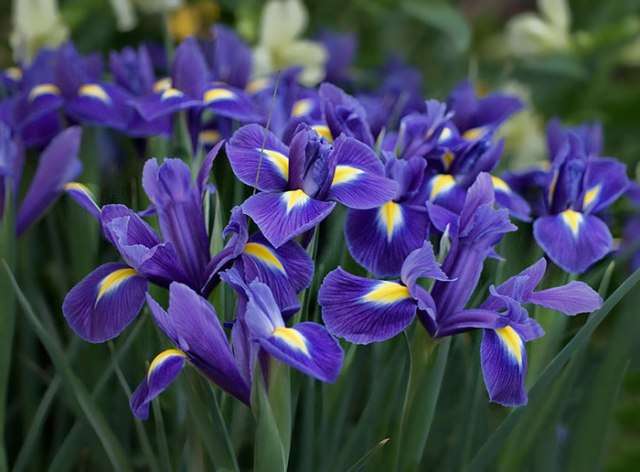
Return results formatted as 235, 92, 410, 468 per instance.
2, 9, 628, 415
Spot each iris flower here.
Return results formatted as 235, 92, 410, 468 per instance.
227, 123, 397, 247
320, 173, 602, 406
130, 269, 343, 420
507, 119, 629, 273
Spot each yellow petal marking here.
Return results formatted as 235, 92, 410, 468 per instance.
561, 209, 583, 238
257, 148, 289, 179
199, 130, 221, 144
246, 77, 270, 94
496, 326, 523, 366
362, 281, 410, 304
29, 83, 61, 101
291, 98, 313, 117
244, 242, 286, 273
429, 174, 456, 201
147, 349, 186, 379
272, 327, 309, 355
582, 185, 600, 210
64, 181, 96, 200
378, 201, 403, 242
78, 84, 111, 103
282, 189, 310, 213
5, 67, 22, 81
491, 175, 511, 193
331, 165, 363, 186
311, 124, 333, 142
96, 268, 137, 302
203, 87, 235, 103
161, 87, 184, 100
442, 150, 455, 170
153, 77, 172, 93
463, 126, 486, 141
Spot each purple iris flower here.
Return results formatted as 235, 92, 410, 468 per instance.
226, 123, 398, 248
130, 282, 251, 418
11, 43, 131, 136
507, 119, 629, 273
417, 82, 528, 219
320, 173, 602, 406
319, 83, 375, 147
62, 144, 224, 343
109, 45, 171, 137
134, 37, 260, 125
435, 258, 601, 406
62, 142, 314, 343
222, 267, 343, 386
0, 124, 82, 235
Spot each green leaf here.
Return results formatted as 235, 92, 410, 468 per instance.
252, 364, 288, 472
0, 183, 15, 471
467, 266, 640, 471
3, 261, 131, 471
402, 1, 471, 53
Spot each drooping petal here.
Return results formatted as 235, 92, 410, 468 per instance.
480, 326, 528, 407
259, 322, 343, 382
433, 308, 501, 337
533, 211, 612, 274
62, 263, 147, 343
492, 175, 531, 221
130, 349, 186, 420
319, 268, 416, 344
240, 233, 312, 317
327, 136, 398, 209
64, 181, 101, 220
580, 157, 629, 213
16, 126, 82, 235
134, 90, 201, 121
66, 83, 131, 130
242, 190, 335, 248
202, 83, 261, 122
147, 284, 250, 403
345, 202, 429, 277
226, 124, 289, 191
529, 281, 602, 316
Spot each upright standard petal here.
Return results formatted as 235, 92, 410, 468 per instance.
533, 211, 612, 273
226, 124, 289, 191
242, 190, 335, 248
17, 126, 82, 235
319, 268, 416, 344
130, 349, 187, 420
62, 263, 147, 343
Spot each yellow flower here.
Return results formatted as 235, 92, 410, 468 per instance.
10, 0, 69, 63
253, 0, 327, 86
505, 0, 571, 57
168, 2, 220, 41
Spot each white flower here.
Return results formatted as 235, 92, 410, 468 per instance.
253, 0, 327, 86
497, 82, 546, 170
505, 0, 571, 57
10, 0, 69, 63
109, 0, 183, 32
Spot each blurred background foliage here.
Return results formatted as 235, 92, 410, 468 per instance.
2, 0, 640, 470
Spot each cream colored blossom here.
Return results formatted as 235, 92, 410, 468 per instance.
497, 82, 547, 170
10, 0, 69, 63
505, 0, 571, 57
253, 0, 327, 86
